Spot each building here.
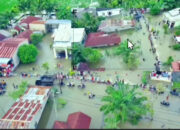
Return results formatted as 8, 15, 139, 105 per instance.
16, 30, 33, 42
52, 20, 85, 59
53, 112, 91, 129
45, 20, 69, 33
20, 16, 42, 29
98, 19, 136, 33
0, 30, 12, 38
0, 38, 28, 70
171, 61, 180, 82
85, 32, 121, 47
96, 8, 122, 17
0, 86, 51, 129
29, 20, 46, 33
0, 34, 6, 41
163, 8, 180, 28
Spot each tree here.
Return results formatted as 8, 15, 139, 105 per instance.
42, 62, 49, 73
150, 5, 161, 15
172, 44, 180, 50
100, 82, 153, 128
113, 40, 140, 69
162, 0, 180, 10
56, 5, 72, 19
72, 13, 105, 34
127, 53, 140, 70
163, 56, 174, 66
142, 71, 150, 85
30, 33, 43, 45
72, 43, 103, 66
82, 48, 103, 64
18, 44, 39, 64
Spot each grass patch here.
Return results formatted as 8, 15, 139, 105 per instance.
57, 98, 67, 109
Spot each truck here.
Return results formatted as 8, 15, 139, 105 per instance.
35, 75, 55, 86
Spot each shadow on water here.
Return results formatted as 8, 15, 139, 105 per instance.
37, 98, 54, 129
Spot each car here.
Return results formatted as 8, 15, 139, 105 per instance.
35, 75, 55, 86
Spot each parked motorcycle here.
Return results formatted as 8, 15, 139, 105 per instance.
78, 84, 86, 89
160, 100, 170, 107
170, 91, 179, 96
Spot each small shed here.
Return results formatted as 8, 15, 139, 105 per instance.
20, 16, 41, 29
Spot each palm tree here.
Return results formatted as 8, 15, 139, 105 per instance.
100, 82, 153, 128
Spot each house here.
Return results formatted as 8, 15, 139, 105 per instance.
16, 30, 33, 42
98, 19, 136, 33
45, 19, 69, 33
96, 8, 122, 17
20, 16, 41, 29
0, 38, 28, 71
171, 61, 180, 82
0, 86, 51, 129
53, 112, 91, 129
163, 8, 180, 28
29, 20, 46, 33
52, 20, 85, 59
85, 32, 121, 47
0, 30, 12, 38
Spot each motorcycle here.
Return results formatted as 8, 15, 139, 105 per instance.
67, 82, 75, 88
170, 91, 179, 96
160, 100, 170, 107
89, 94, 95, 99
78, 84, 86, 89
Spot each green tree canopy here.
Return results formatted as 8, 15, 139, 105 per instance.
18, 44, 39, 64
100, 82, 153, 128
42, 62, 50, 73
30, 33, 43, 45
72, 43, 103, 66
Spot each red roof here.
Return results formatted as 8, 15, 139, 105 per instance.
30, 20, 45, 24
53, 112, 91, 129
0, 38, 27, 58
53, 121, 68, 129
85, 32, 121, 47
21, 16, 41, 25
14, 26, 22, 32
16, 30, 33, 42
172, 61, 180, 72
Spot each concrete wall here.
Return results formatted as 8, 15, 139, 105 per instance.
29, 24, 46, 33
12, 40, 28, 70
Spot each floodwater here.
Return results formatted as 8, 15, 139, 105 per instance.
1, 14, 180, 129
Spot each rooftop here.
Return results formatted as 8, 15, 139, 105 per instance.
46, 19, 71, 25
0, 38, 27, 58
30, 20, 45, 24
96, 8, 121, 11
0, 86, 51, 129
53, 112, 91, 129
20, 16, 41, 25
0, 34, 6, 41
85, 32, 121, 47
0, 30, 12, 38
16, 30, 33, 42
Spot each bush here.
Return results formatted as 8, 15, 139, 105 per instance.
163, 56, 174, 66
172, 82, 180, 92
142, 71, 150, 84
30, 34, 43, 45
57, 98, 67, 109
18, 44, 39, 64
9, 81, 28, 100
175, 29, 180, 36
172, 44, 180, 50
150, 6, 161, 15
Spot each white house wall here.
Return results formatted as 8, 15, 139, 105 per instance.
97, 9, 121, 17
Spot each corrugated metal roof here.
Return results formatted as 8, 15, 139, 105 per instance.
0, 86, 51, 129
0, 38, 27, 58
